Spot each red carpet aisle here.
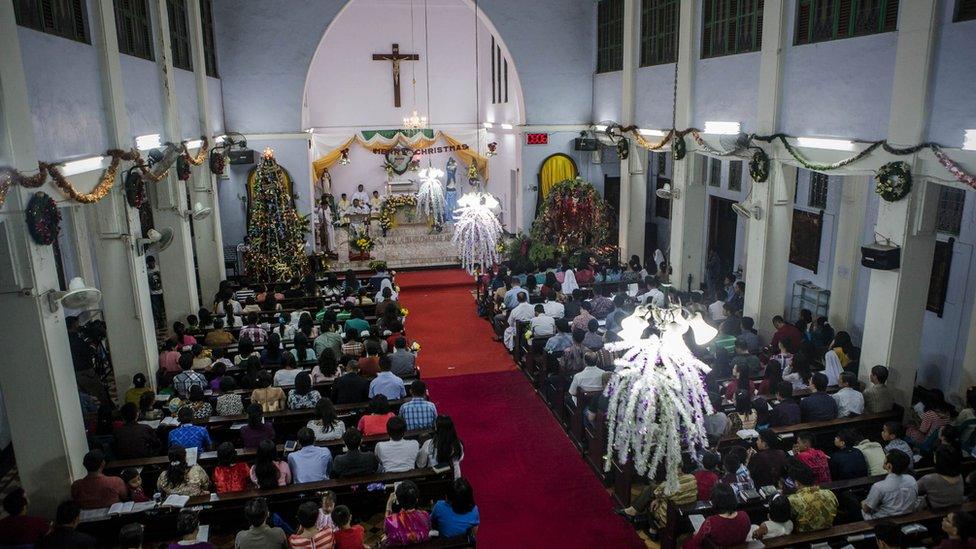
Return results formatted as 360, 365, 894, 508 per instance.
397, 269, 643, 548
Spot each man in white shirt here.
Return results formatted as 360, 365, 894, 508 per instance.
832, 372, 865, 417
504, 292, 536, 350
351, 184, 369, 206
567, 353, 609, 404
374, 417, 420, 473
542, 298, 565, 318
708, 298, 726, 322
529, 304, 556, 337
637, 276, 665, 308
861, 449, 917, 519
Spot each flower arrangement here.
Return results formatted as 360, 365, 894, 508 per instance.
875, 161, 912, 202
400, 308, 409, 317
749, 149, 769, 183
349, 227, 374, 253
416, 167, 446, 224
368, 260, 388, 271
530, 177, 611, 253
452, 192, 502, 272
379, 194, 418, 233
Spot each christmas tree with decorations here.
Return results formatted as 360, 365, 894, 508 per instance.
244, 148, 310, 282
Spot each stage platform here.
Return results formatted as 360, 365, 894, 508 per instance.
333, 222, 459, 270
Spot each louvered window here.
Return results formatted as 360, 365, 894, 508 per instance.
795, 0, 898, 45
14, 0, 89, 43
114, 0, 153, 60
640, 0, 679, 67
167, 0, 192, 70
200, 0, 218, 77
597, 0, 624, 73
955, 0, 976, 21
701, 0, 764, 59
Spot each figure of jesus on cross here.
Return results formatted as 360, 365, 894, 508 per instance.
372, 43, 420, 108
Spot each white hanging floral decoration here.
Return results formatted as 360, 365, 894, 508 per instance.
451, 192, 501, 273
603, 309, 714, 493
415, 167, 447, 223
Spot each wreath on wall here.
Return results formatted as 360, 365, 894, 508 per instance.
749, 149, 769, 182
124, 170, 148, 208
26, 191, 61, 245
875, 161, 912, 202
209, 149, 226, 176
383, 149, 415, 177
672, 135, 686, 161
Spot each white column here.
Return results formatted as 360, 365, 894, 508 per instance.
827, 176, 870, 330
741, 0, 792, 337
0, 1, 88, 516
617, 0, 639, 258
187, 0, 224, 304
150, 0, 200, 324
859, 0, 940, 404
668, 0, 704, 288
89, 0, 160, 392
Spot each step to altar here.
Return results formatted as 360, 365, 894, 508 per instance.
333, 223, 459, 270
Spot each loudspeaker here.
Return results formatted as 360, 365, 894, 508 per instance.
861, 243, 901, 270
228, 149, 255, 165
574, 138, 598, 152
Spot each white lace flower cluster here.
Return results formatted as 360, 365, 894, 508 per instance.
451, 192, 501, 273
416, 167, 447, 223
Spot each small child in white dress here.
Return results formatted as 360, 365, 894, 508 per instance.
751, 494, 794, 541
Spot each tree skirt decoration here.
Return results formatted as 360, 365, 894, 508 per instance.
26, 191, 61, 245
875, 161, 913, 202
379, 194, 418, 234
531, 177, 611, 254
415, 167, 446, 224
604, 317, 713, 493
452, 192, 502, 273
749, 149, 769, 182
244, 151, 310, 282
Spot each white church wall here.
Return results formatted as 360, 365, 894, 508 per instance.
926, 8, 976, 147
120, 55, 165, 139
592, 72, 622, 124
635, 64, 678, 130
518, 132, 592, 232
692, 53, 761, 133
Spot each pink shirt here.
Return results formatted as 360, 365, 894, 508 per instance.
249, 461, 292, 487
159, 351, 181, 374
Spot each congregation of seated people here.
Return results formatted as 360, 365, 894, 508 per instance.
481, 252, 976, 548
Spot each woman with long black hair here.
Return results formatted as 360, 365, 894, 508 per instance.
306, 397, 346, 441
416, 415, 465, 478
287, 371, 321, 410
249, 438, 291, 488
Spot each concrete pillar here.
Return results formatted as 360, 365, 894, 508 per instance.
0, 0, 89, 515
741, 0, 791, 337
828, 176, 870, 331
187, 0, 224, 305
617, 0, 639, 258
150, 0, 200, 325
625, 147, 647, 261
859, 0, 940, 405
89, 0, 159, 393
666, 0, 703, 288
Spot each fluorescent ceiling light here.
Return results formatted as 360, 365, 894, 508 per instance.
796, 137, 854, 151
964, 130, 976, 151
593, 125, 608, 132
501, 123, 514, 130
639, 128, 666, 136
135, 133, 162, 150
61, 156, 106, 176
482, 122, 493, 129
185, 139, 203, 149
704, 121, 741, 135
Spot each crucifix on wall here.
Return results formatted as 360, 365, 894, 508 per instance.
372, 43, 420, 108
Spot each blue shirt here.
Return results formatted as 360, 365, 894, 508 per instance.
287, 445, 332, 483
503, 287, 528, 310
168, 424, 212, 452
399, 398, 437, 430
369, 371, 406, 400
545, 332, 573, 354
431, 500, 480, 538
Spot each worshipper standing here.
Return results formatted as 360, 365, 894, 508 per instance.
384, 480, 431, 546
833, 372, 865, 417
308, 398, 347, 442
431, 478, 480, 540
746, 429, 788, 488
250, 439, 292, 488
235, 497, 288, 549
332, 428, 379, 478
794, 432, 832, 484
71, 450, 129, 509
241, 403, 276, 450
359, 395, 396, 436
376, 417, 421, 473
34, 501, 97, 549
0, 488, 49, 545
916, 445, 965, 509
287, 428, 333, 483
681, 483, 751, 549
288, 371, 322, 410
289, 501, 335, 549
864, 365, 895, 414
830, 428, 869, 480
786, 461, 839, 533
861, 449, 918, 519
416, 415, 465, 478
213, 442, 251, 493
370, 355, 407, 400
400, 380, 438, 431
800, 373, 838, 422
157, 446, 210, 496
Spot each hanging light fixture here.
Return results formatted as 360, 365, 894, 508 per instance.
403, 110, 428, 130
402, 0, 429, 130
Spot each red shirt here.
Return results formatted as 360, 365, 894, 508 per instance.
213, 463, 252, 493
796, 448, 832, 484
358, 412, 395, 436
693, 470, 719, 501
683, 511, 751, 549
0, 514, 50, 545
70, 473, 128, 509
334, 525, 365, 549
770, 324, 803, 353
358, 356, 380, 378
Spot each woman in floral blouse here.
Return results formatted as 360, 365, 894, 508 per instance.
157, 446, 210, 496
288, 371, 322, 410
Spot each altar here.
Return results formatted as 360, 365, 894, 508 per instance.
334, 219, 458, 270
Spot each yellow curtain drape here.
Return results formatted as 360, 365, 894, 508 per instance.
539, 155, 577, 201
312, 131, 489, 182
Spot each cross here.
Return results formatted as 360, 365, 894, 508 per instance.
372, 43, 420, 108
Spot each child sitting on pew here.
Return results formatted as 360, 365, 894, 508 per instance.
793, 432, 832, 483
882, 421, 916, 472
751, 493, 794, 540
332, 504, 367, 549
